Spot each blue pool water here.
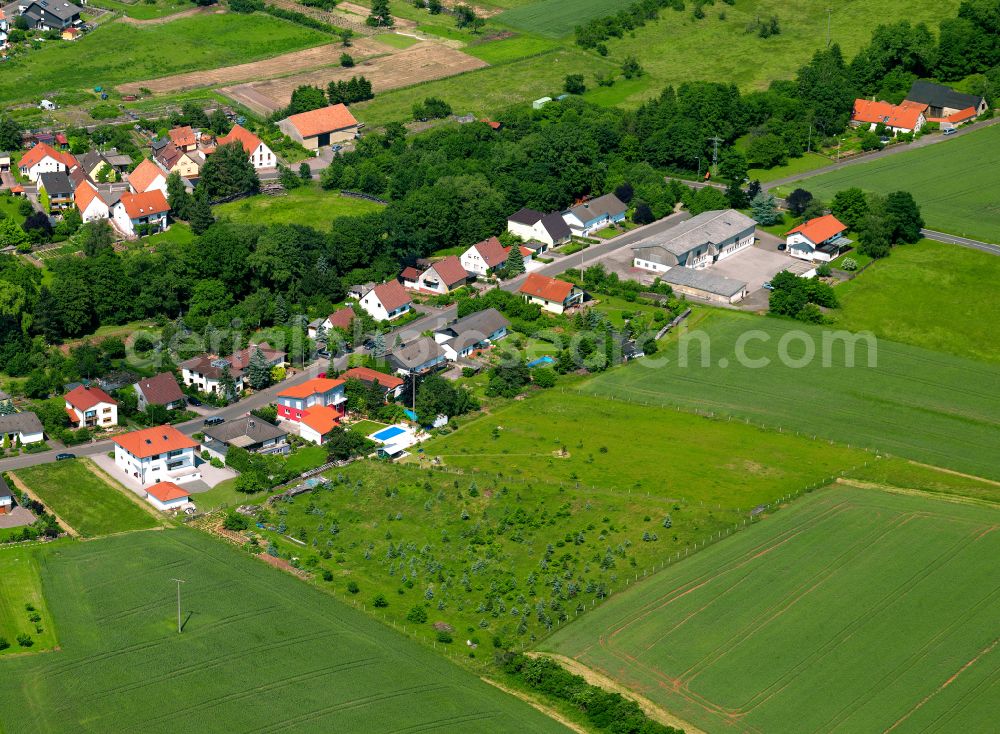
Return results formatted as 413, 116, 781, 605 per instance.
527, 356, 554, 368
404, 409, 418, 422
372, 426, 406, 442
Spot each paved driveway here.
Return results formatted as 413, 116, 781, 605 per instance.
711, 246, 792, 292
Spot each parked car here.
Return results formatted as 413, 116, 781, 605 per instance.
187, 396, 203, 407
204, 416, 225, 426
55, 453, 76, 461
943, 128, 957, 136
762, 281, 775, 291
777, 243, 787, 251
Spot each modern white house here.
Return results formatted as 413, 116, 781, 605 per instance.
111, 190, 170, 238
298, 406, 343, 445
217, 124, 275, 170
0, 412, 44, 446
562, 194, 627, 236
275, 377, 346, 423
518, 273, 584, 315
112, 425, 201, 487
507, 207, 572, 247
785, 214, 851, 262
359, 281, 412, 322
64, 385, 118, 429
433, 308, 510, 361
631, 209, 756, 272
144, 481, 191, 512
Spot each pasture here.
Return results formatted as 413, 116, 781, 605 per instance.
253, 460, 744, 651
785, 124, 1000, 243
214, 185, 384, 226
541, 485, 1000, 733
419, 390, 869, 508
498, 0, 623, 38
832, 239, 1000, 364
0, 549, 58, 655
581, 310, 1000, 480
0, 530, 570, 733
0, 13, 329, 105
13, 460, 159, 537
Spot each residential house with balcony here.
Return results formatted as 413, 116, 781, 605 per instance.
64, 385, 118, 429
112, 425, 200, 487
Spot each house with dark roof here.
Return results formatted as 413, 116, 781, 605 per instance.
518, 273, 584, 314
785, 214, 851, 262
278, 104, 359, 150
180, 343, 286, 396
0, 412, 44, 445
37, 171, 74, 211
64, 385, 118, 429
433, 307, 510, 361
202, 415, 288, 459
562, 193, 627, 236
507, 207, 571, 248
340, 367, 404, 400
21, 0, 81, 30
632, 209, 757, 272
905, 81, 988, 119
359, 281, 412, 322
413, 255, 471, 294
134, 372, 186, 412
387, 337, 448, 376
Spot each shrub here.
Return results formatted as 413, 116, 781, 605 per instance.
16, 633, 33, 647
321, 569, 334, 581
222, 511, 250, 531
0, 637, 8, 650
436, 629, 453, 643
372, 593, 388, 608
347, 580, 360, 594
406, 605, 428, 623
841, 257, 858, 271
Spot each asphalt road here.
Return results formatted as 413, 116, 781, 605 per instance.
1, 210, 690, 473
920, 229, 1000, 256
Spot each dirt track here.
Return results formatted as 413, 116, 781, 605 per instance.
117, 5, 213, 26
221, 41, 488, 115
118, 38, 393, 95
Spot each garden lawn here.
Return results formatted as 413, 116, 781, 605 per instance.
0, 549, 58, 655
283, 444, 328, 474
832, 239, 1000, 363
214, 185, 384, 226
0, 529, 569, 733
581, 310, 1000, 480
189, 479, 266, 513
785, 124, 1000, 243
0, 13, 329, 105
748, 151, 831, 183
542, 485, 1000, 734
419, 390, 870, 508
13, 460, 159, 537
346, 420, 388, 437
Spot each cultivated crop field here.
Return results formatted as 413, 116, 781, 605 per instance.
542, 485, 1000, 733
0, 549, 58, 655
786, 124, 1000, 243
0, 14, 329, 106
13, 460, 159, 537
215, 185, 384, 226
832, 239, 1000, 364
497, 0, 623, 38
582, 310, 1000, 480
0, 530, 570, 733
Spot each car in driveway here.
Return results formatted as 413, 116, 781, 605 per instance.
762, 281, 775, 291
187, 396, 203, 407
55, 453, 76, 461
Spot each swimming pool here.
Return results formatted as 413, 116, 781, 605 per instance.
371, 425, 406, 442
527, 356, 554, 368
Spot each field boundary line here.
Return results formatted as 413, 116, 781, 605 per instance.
6, 472, 79, 537
481, 677, 588, 734
81, 459, 166, 524
836, 478, 1000, 510
903, 460, 1000, 487
525, 653, 708, 734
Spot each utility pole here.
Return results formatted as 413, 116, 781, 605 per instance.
826, 8, 832, 47
171, 578, 186, 634
709, 136, 723, 176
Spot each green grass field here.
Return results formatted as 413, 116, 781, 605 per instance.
89, 0, 192, 19
419, 390, 869, 508
786, 124, 1000, 243
833, 239, 1000, 363
497, 0, 622, 38
541, 484, 1000, 733
0, 549, 58, 655
346, 419, 388, 436
0, 14, 328, 105
845, 456, 1000, 505
214, 186, 384, 226
13, 460, 159, 537
0, 529, 570, 733
580, 310, 1000, 480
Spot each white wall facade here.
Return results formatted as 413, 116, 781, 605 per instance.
114, 445, 200, 486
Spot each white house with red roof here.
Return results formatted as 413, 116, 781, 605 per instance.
112, 425, 200, 486
112, 190, 170, 237
180, 343, 285, 396
276, 377, 346, 424
460, 236, 511, 276
217, 124, 275, 170
307, 307, 354, 340
18, 142, 77, 182
134, 372, 186, 412
414, 256, 470, 294
128, 157, 169, 196
359, 280, 412, 321
64, 385, 118, 429
851, 99, 927, 134
74, 181, 113, 223
144, 481, 191, 512
298, 405, 343, 445
785, 214, 850, 262
518, 273, 584, 314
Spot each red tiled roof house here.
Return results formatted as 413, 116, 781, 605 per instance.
112, 425, 200, 487
217, 124, 275, 170
851, 99, 927, 134
18, 142, 77, 182
145, 481, 191, 512
785, 214, 850, 262
518, 273, 584, 314
275, 377, 346, 423
64, 385, 118, 429
179, 343, 286, 396
359, 280, 412, 322
414, 255, 470, 294
111, 189, 170, 237
278, 103, 359, 151
341, 367, 405, 401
